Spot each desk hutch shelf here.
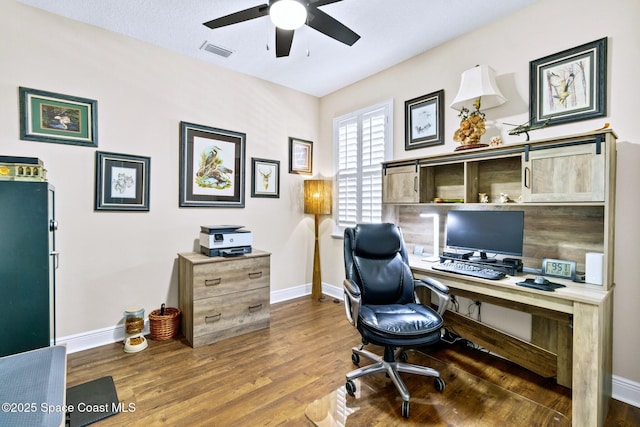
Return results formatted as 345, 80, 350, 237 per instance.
382, 129, 616, 291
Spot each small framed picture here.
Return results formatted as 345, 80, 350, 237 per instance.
179, 121, 245, 208
251, 158, 280, 198
405, 89, 444, 150
95, 151, 150, 211
530, 37, 607, 127
288, 137, 313, 175
19, 87, 98, 147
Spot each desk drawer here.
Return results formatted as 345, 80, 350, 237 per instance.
192, 256, 270, 300
192, 286, 270, 344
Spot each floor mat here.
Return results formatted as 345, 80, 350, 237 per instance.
65, 376, 119, 427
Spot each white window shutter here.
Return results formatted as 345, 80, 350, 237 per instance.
333, 100, 392, 233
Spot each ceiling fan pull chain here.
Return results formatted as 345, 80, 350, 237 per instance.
265, 16, 271, 51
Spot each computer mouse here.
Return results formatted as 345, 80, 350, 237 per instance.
534, 276, 549, 285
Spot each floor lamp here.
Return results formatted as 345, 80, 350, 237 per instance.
304, 179, 332, 301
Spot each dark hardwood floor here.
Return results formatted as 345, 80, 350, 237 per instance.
66, 296, 639, 426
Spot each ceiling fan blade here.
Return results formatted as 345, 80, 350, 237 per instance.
309, 0, 343, 6
307, 7, 360, 46
203, 4, 269, 29
275, 28, 295, 57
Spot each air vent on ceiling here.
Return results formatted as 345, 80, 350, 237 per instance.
200, 41, 233, 58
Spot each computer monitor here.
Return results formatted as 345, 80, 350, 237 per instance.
445, 210, 524, 262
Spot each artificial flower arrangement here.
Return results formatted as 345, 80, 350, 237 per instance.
453, 107, 486, 146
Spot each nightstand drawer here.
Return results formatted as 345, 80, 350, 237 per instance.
192, 287, 270, 346
192, 256, 270, 300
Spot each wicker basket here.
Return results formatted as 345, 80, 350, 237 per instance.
148, 306, 181, 341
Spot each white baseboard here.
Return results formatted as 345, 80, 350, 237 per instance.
270, 281, 343, 303
319, 282, 344, 300
55, 282, 639, 409
56, 322, 150, 354
270, 283, 311, 304
612, 374, 640, 408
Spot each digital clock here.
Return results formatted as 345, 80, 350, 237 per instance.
541, 258, 577, 280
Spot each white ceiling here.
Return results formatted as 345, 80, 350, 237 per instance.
17, 0, 536, 97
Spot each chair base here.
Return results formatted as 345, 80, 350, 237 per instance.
346, 345, 443, 403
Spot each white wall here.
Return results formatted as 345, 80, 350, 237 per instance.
1, 2, 319, 335
319, 0, 640, 386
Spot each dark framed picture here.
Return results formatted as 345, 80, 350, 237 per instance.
289, 137, 313, 175
95, 151, 150, 211
251, 158, 280, 198
530, 37, 607, 127
19, 87, 98, 147
405, 89, 444, 150
179, 121, 245, 208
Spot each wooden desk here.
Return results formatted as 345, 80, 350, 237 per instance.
410, 257, 613, 427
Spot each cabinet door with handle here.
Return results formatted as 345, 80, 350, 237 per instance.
522, 142, 605, 203
0, 181, 55, 356
382, 165, 420, 203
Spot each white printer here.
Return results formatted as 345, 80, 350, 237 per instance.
199, 225, 252, 257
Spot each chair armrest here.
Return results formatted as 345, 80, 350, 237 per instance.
344, 278, 361, 298
416, 277, 450, 316
420, 277, 449, 295
343, 279, 362, 327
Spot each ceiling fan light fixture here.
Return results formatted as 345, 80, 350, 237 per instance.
270, 0, 307, 30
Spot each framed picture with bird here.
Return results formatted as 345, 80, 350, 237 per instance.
179, 121, 246, 207
404, 89, 445, 150
529, 37, 607, 127
19, 87, 98, 147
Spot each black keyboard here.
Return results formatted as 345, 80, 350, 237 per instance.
432, 261, 506, 280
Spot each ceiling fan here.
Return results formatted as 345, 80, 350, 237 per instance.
203, 0, 360, 57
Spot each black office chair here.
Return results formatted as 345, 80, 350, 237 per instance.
343, 223, 450, 418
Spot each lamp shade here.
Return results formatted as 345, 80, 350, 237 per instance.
270, 0, 307, 30
450, 65, 507, 111
304, 180, 332, 215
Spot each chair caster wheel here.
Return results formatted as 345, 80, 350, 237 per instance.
398, 351, 408, 362
401, 400, 410, 418
434, 377, 446, 392
345, 380, 357, 396
351, 353, 360, 366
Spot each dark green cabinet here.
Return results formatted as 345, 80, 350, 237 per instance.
0, 181, 56, 356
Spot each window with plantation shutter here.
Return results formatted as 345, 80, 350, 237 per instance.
333, 100, 393, 235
